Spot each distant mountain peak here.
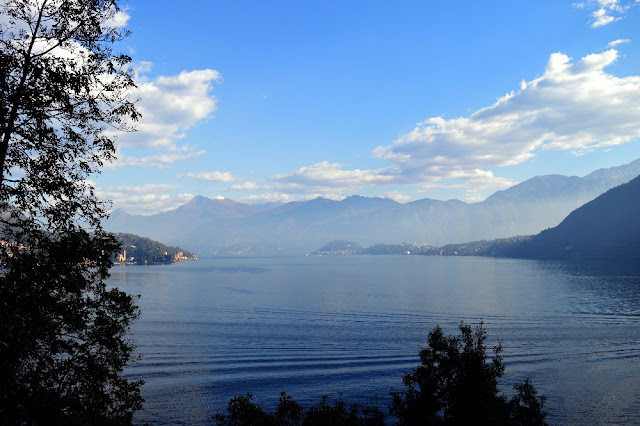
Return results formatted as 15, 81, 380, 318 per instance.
184, 195, 233, 205
188, 195, 212, 204
109, 208, 130, 218
340, 194, 400, 208
179, 195, 241, 209
583, 158, 640, 181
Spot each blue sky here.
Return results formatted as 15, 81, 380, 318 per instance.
96, 0, 640, 214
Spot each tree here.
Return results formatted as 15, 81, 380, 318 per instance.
213, 392, 386, 426
215, 323, 545, 426
0, 0, 142, 423
213, 393, 278, 426
390, 322, 547, 425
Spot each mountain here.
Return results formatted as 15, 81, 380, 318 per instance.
103, 159, 640, 255
173, 195, 259, 218
501, 175, 640, 260
477, 158, 640, 237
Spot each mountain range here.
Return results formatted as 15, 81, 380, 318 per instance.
105, 158, 640, 255
500, 173, 640, 260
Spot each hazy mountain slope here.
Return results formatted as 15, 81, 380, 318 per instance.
477, 160, 640, 238
105, 198, 254, 253
104, 159, 640, 255
502, 175, 640, 259
171, 195, 260, 219
230, 196, 403, 253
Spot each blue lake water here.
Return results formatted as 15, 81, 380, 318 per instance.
108, 255, 640, 425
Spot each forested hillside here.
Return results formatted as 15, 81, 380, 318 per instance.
500, 175, 640, 260
112, 233, 196, 264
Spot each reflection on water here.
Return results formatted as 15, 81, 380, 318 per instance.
109, 256, 640, 425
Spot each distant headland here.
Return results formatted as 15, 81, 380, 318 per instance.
111, 232, 197, 265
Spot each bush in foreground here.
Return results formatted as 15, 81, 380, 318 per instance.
391, 322, 546, 425
213, 392, 385, 426
215, 322, 546, 425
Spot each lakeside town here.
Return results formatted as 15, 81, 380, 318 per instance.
112, 232, 197, 265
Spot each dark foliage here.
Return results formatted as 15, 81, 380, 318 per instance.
213, 392, 385, 426
215, 323, 545, 426
0, 0, 143, 423
508, 379, 547, 426
112, 232, 196, 264
0, 235, 143, 424
390, 322, 546, 425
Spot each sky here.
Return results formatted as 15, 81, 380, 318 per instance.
95, 0, 640, 214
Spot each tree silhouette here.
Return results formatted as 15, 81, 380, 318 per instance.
213, 393, 386, 426
0, 0, 142, 423
214, 323, 546, 426
390, 322, 546, 425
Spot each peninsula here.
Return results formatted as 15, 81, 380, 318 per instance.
112, 232, 197, 265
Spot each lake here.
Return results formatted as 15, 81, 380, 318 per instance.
108, 255, 640, 425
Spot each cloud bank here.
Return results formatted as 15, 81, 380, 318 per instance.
574, 0, 639, 27
110, 68, 221, 168
270, 161, 397, 194
263, 49, 639, 202
108, 47, 640, 211
373, 49, 640, 185
98, 184, 195, 215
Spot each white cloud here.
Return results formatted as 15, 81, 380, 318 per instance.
110, 47, 640, 207
106, 7, 131, 28
418, 170, 518, 203
597, 0, 621, 8
592, 8, 618, 26
381, 191, 411, 203
574, 0, 638, 27
227, 181, 260, 191
239, 193, 297, 204
134, 69, 220, 143
180, 171, 237, 182
228, 161, 395, 201
1, 3, 131, 55
2, 4, 215, 171
271, 161, 397, 193
111, 67, 221, 168
375, 49, 640, 193
102, 183, 179, 194
299, 193, 345, 201
176, 193, 197, 202
107, 149, 206, 169
97, 184, 196, 214
608, 38, 631, 47
133, 61, 153, 74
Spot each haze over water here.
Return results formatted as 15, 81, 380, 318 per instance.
109, 256, 640, 425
